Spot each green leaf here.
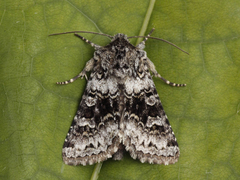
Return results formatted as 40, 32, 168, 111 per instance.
1, 0, 240, 179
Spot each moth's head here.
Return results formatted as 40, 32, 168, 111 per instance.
108, 34, 135, 52
108, 34, 135, 60
111, 33, 130, 43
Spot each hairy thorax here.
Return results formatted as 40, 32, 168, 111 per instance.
93, 36, 147, 83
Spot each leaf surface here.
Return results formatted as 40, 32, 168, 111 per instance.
0, 0, 240, 179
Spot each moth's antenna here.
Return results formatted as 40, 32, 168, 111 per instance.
49, 31, 113, 39
128, 34, 189, 55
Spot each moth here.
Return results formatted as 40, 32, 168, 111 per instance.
50, 28, 187, 166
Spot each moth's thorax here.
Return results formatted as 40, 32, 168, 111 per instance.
93, 35, 146, 80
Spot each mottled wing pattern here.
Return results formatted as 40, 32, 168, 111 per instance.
62, 74, 121, 166
60, 30, 183, 166
122, 72, 180, 165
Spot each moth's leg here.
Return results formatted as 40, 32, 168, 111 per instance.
74, 33, 101, 49
146, 58, 186, 87
56, 58, 95, 85
57, 32, 101, 85
136, 28, 155, 49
